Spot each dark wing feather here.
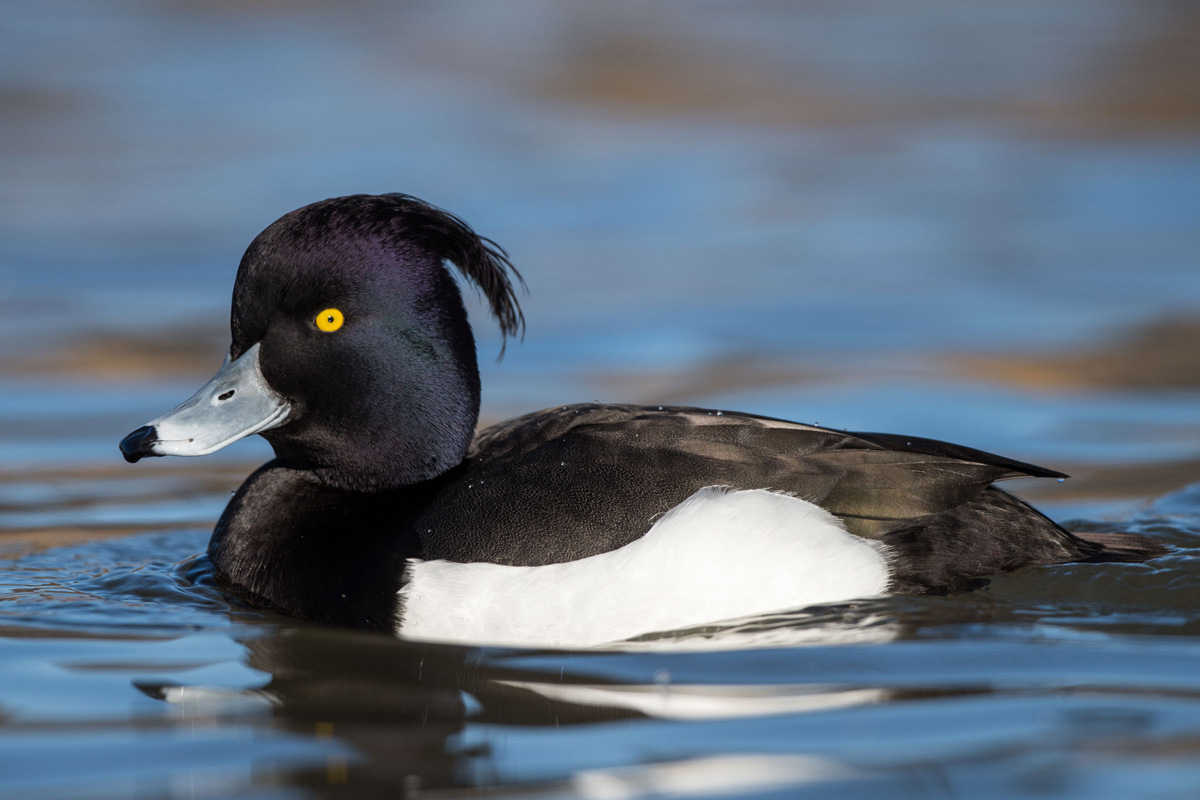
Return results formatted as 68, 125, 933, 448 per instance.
849, 430, 1067, 480
792, 450, 1029, 537
473, 404, 1050, 538
413, 404, 1062, 563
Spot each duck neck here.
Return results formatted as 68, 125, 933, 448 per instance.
263, 376, 479, 494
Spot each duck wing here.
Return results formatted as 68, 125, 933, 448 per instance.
412, 404, 1063, 565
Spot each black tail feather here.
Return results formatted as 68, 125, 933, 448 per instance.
1073, 530, 1171, 563
883, 488, 1168, 594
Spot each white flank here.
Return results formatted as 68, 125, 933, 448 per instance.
397, 487, 891, 648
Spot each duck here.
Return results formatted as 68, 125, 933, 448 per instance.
119, 193, 1165, 648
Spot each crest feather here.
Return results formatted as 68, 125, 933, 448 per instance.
380, 193, 526, 355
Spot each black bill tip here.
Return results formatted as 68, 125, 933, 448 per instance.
120, 425, 159, 463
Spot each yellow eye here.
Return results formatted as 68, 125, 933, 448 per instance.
315, 308, 344, 332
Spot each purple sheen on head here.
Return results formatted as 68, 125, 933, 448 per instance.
230, 194, 524, 357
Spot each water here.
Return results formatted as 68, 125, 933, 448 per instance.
2, 1, 1199, 797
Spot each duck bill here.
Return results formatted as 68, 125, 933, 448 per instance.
120, 342, 291, 463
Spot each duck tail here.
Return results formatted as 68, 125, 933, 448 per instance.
1072, 530, 1171, 563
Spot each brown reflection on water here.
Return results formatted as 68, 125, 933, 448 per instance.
585, 352, 828, 408
951, 317, 1200, 392
1012, 0, 1200, 134
0, 524, 164, 558
524, 3, 1200, 136
0, 462, 250, 556
5, 325, 227, 381
1017, 458, 1200, 508
537, 32, 885, 128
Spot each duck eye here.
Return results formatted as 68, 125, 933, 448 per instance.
315, 308, 344, 333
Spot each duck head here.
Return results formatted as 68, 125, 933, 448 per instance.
119, 194, 524, 492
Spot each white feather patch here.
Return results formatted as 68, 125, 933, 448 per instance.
396, 487, 891, 648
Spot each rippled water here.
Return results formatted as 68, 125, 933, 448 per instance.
2, 1, 1200, 798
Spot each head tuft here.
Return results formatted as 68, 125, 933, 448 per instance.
374, 194, 525, 355
256, 193, 526, 357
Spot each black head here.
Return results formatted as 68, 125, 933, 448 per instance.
231, 193, 524, 491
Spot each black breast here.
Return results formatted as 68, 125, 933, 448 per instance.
208, 464, 418, 629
